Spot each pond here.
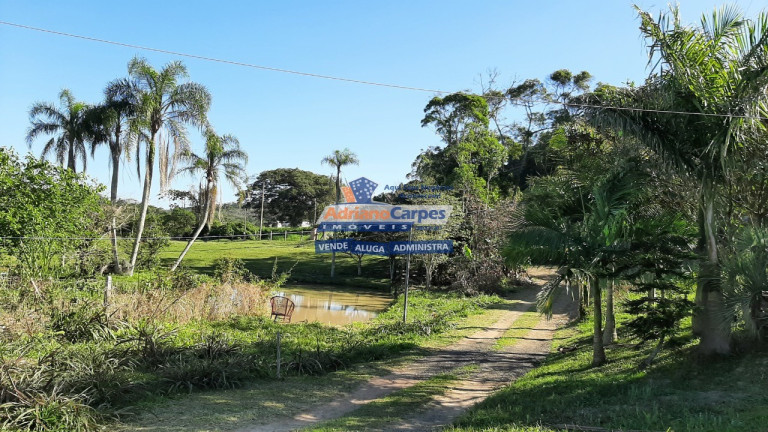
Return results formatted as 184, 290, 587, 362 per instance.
271, 284, 392, 325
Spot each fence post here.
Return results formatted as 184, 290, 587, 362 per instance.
284, 231, 288, 241
104, 276, 113, 324
276, 330, 282, 379
104, 275, 112, 308
270, 231, 273, 241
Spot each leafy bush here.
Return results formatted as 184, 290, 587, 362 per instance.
0, 148, 104, 279
163, 208, 197, 238
213, 257, 252, 283
208, 221, 258, 239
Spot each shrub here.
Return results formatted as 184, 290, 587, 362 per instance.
163, 208, 197, 238
213, 257, 252, 284
47, 301, 112, 343
208, 221, 258, 239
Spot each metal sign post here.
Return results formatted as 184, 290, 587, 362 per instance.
402, 224, 413, 323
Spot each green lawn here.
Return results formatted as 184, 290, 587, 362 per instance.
157, 239, 392, 289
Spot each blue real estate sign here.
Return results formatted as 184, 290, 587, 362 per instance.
315, 177, 453, 256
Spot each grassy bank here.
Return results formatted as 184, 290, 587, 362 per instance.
157, 240, 391, 289
450, 315, 768, 432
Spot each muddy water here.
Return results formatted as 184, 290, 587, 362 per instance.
272, 285, 392, 325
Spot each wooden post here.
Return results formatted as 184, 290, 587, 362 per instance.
259, 182, 265, 241
276, 330, 282, 379
270, 231, 273, 241
403, 226, 413, 323
104, 275, 112, 308
284, 231, 287, 241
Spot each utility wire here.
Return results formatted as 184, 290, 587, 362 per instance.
0, 20, 446, 94
2, 21, 767, 120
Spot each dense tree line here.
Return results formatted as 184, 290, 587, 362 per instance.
411, 5, 768, 363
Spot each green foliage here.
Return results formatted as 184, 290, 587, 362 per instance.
208, 220, 258, 238
213, 257, 252, 283
416, 92, 522, 201
48, 301, 111, 343
163, 207, 197, 238
245, 168, 334, 226
26, 88, 97, 174
0, 147, 104, 278
321, 149, 359, 205
721, 227, 768, 339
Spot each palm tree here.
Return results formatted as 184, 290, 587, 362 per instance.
88, 79, 138, 273
26, 89, 94, 173
171, 130, 247, 271
126, 57, 211, 276
90, 79, 137, 203
506, 166, 649, 366
321, 148, 359, 278
322, 148, 359, 204
582, 5, 768, 354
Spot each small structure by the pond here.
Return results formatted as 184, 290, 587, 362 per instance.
270, 295, 295, 322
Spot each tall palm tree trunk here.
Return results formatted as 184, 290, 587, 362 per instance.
330, 166, 342, 278
698, 192, 731, 355
110, 148, 122, 273
67, 143, 76, 172
171, 186, 211, 271
603, 278, 617, 345
128, 140, 155, 276
591, 276, 606, 366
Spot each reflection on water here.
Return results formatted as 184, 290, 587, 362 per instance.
272, 285, 392, 325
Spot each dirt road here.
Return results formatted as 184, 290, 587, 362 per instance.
238, 268, 573, 432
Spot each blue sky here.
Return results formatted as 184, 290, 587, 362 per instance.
0, 1, 763, 206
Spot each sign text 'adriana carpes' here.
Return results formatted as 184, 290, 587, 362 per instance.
317, 205, 452, 225
316, 177, 453, 226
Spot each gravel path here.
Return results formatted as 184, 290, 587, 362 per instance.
238, 268, 572, 432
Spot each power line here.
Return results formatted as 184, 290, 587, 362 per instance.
0, 20, 447, 94
2, 20, 768, 121
556, 100, 768, 121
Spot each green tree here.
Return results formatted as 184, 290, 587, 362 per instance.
506, 160, 661, 366
583, 5, 768, 354
171, 130, 248, 271
245, 168, 334, 226
126, 57, 211, 276
163, 207, 197, 238
0, 147, 104, 279
26, 89, 96, 173
321, 148, 359, 204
